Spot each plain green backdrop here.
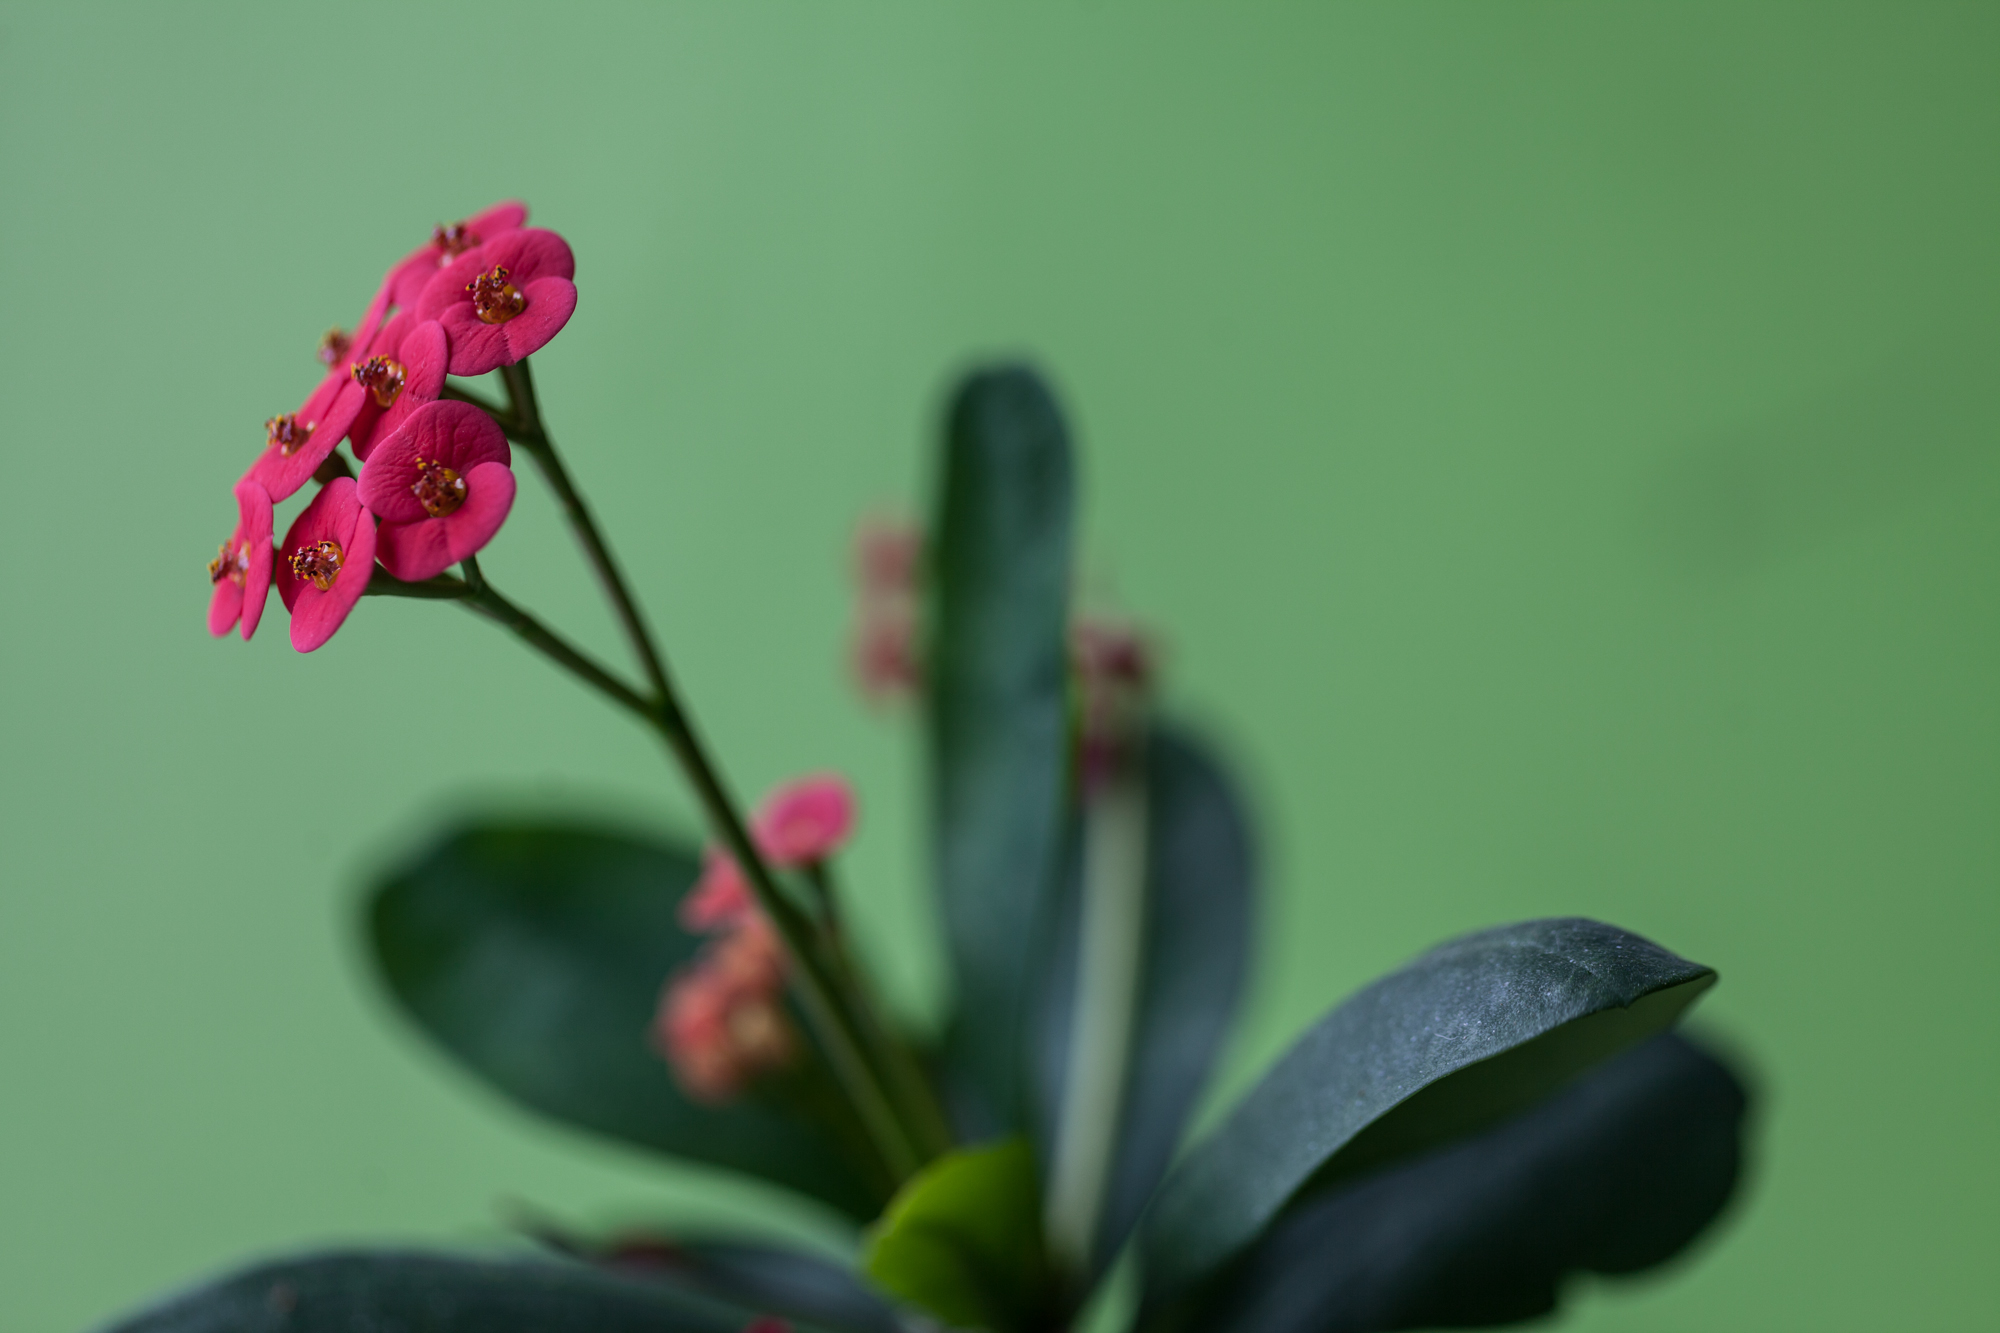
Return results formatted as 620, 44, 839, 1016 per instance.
1, 2, 1995, 1329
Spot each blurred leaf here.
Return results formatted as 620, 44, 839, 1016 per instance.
368, 820, 888, 1221
1034, 722, 1256, 1281
1141, 918, 1716, 1299
532, 1227, 906, 1333
94, 1249, 774, 1332
862, 1137, 1053, 1331
1140, 1033, 1750, 1332
928, 365, 1077, 1135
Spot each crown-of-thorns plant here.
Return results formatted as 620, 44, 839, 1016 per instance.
130, 200, 1750, 1333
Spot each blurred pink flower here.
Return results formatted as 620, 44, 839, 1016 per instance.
679, 848, 753, 932
1072, 616, 1157, 788
652, 916, 794, 1104
356, 400, 516, 582
849, 517, 924, 702
851, 606, 921, 699
754, 774, 856, 865
416, 227, 577, 376
274, 477, 376, 653
679, 775, 857, 934
1072, 617, 1152, 689
206, 479, 274, 642
854, 518, 922, 596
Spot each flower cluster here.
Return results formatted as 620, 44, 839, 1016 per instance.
845, 518, 1154, 780
651, 775, 857, 1103
207, 201, 576, 651
850, 519, 925, 699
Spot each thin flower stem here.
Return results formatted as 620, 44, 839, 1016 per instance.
481, 361, 953, 1174
365, 566, 655, 712
808, 863, 959, 1158
373, 558, 922, 1180
363, 570, 475, 600
455, 557, 662, 718
497, 361, 672, 705
803, 861, 844, 935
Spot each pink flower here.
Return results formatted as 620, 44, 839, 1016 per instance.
849, 518, 924, 701
206, 479, 274, 641
243, 283, 401, 502
753, 774, 856, 865
678, 776, 857, 936
384, 201, 528, 310
355, 400, 516, 583
415, 228, 577, 376
1072, 617, 1156, 788
1072, 617, 1153, 689
274, 477, 377, 652
851, 606, 921, 699
244, 367, 368, 503
709, 914, 787, 995
680, 848, 754, 932
651, 917, 794, 1104
347, 313, 451, 463
855, 519, 922, 596
311, 282, 397, 376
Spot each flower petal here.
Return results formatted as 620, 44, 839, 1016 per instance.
207, 577, 243, 638
386, 202, 530, 309
374, 514, 457, 583
375, 458, 515, 580
352, 319, 450, 463
289, 492, 376, 653
247, 373, 365, 502
417, 227, 578, 374
358, 400, 510, 524
233, 480, 275, 642
501, 276, 578, 363
754, 775, 857, 865
441, 461, 517, 564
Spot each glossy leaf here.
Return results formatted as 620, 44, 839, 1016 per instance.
861, 1137, 1054, 1331
534, 1229, 905, 1333
368, 820, 888, 1221
1142, 1033, 1750, 1332
928, 365, 1076, 1135
95, 1249, 768, 1333
1033, 722, 1256, 1280
1141, 918, 1716, 1298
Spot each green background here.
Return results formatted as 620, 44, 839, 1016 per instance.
2, 3, 1995, 1328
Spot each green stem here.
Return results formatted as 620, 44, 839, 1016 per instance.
439, 379, 512, 421
363, 570, 473, 600
497, 360, 674, 705
483, 361, 950, 1175
805, 862, 957, 1158
372, 559, 919, 1179
366, 566, 655, 713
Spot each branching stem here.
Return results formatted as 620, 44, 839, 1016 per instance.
389, 360, 957, 1180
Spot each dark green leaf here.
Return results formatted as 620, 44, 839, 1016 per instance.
861, 1137, 1055, 1331
95, 1249, 764, 1333
1141, 1033, 1749, 1332
1141, 918, 1716, 1298
532, 1228, 904, 1333
928, 365, 1077, 1135
1034, 722, 1256, 1280
367, 820, 888, 1220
